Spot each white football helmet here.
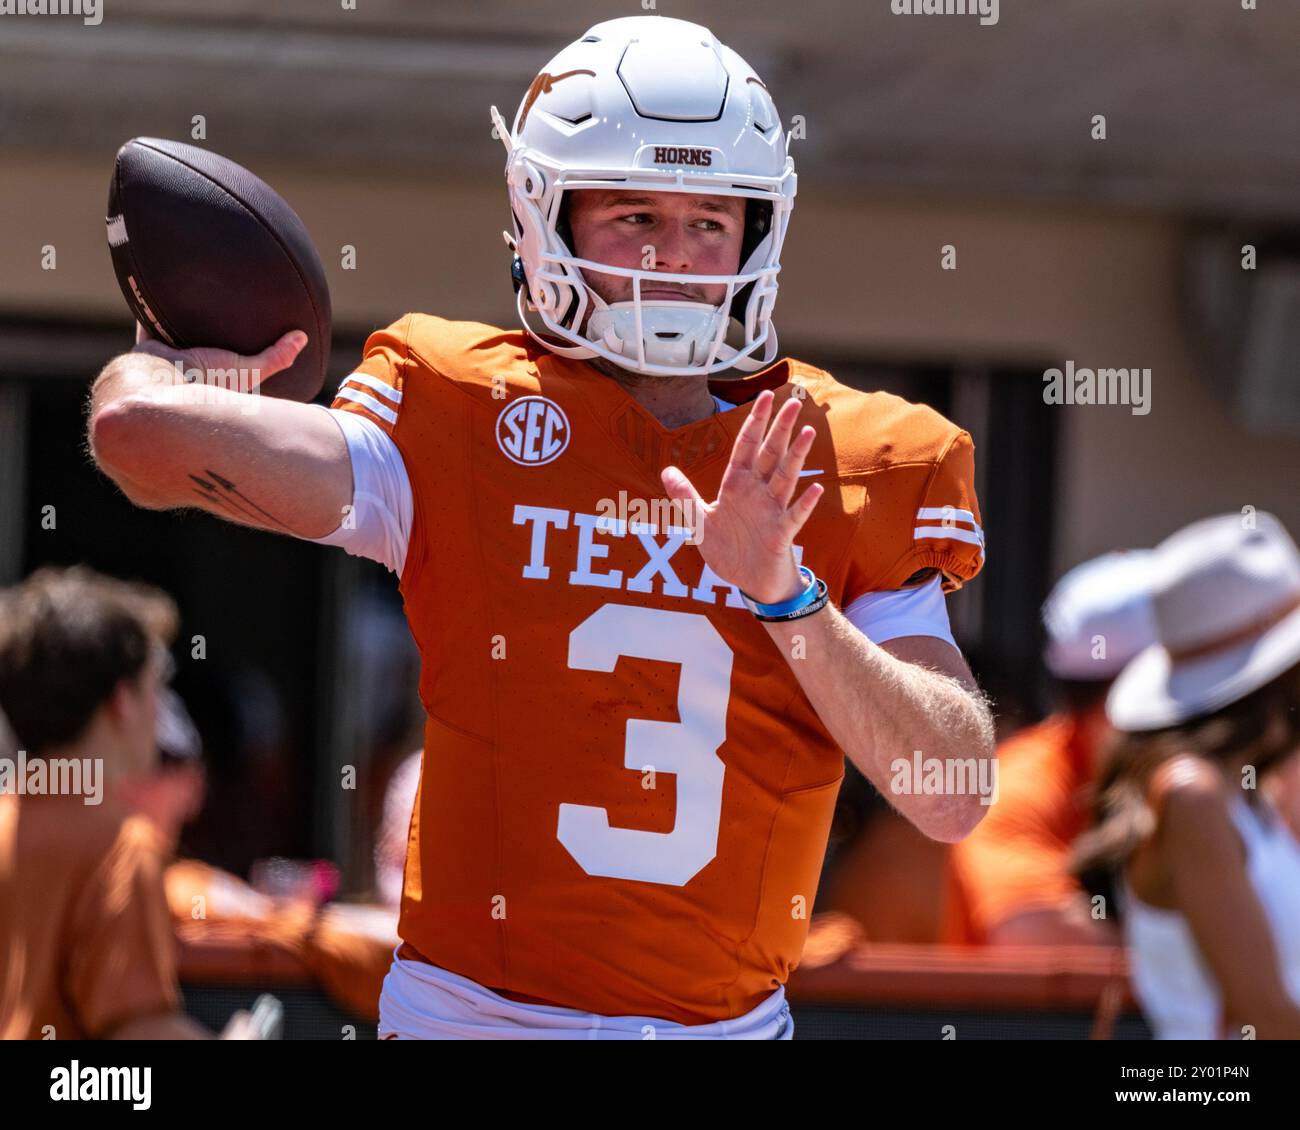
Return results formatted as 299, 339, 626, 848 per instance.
491, 16, 797, 377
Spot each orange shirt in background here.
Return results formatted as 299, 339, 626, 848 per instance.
942, 714, 1095, 945
0, 794, 180, 1039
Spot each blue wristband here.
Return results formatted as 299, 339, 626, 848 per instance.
740, 566, 819, 618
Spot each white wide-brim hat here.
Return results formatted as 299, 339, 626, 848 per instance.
1042, 550, 1158, 681
1108, 512, 1300, 732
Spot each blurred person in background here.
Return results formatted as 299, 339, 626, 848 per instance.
124, 687, 282, 923
943, 551, 1157, 946
1075, 513, 1300, 1039
813, 767, 949, 944
122, 687, 207, 855
0, 567, 253, 1039
1266, 752, 1300, 845
124, 688, 399, 1026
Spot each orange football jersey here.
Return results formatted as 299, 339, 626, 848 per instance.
332, 315, 984, 1024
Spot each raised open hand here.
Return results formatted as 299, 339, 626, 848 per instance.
661, 389, 824, 605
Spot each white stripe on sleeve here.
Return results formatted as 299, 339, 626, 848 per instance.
335, 386, 401, 426
913, 525, 985, 548
342, 371, 404, 407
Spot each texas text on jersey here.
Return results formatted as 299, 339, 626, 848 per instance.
330, 313, 984, 1025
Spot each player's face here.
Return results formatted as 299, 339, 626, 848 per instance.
566, 189, 746, 311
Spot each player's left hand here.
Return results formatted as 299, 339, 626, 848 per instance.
661, 389, 824, 605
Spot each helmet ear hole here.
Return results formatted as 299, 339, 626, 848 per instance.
728, 284, 753, 324
729, 199, 774, 321
740, 200, 772, 265
555, 194, 576, 257
549, 195, 581, 328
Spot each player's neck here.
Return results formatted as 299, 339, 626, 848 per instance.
588, 357, 717, 429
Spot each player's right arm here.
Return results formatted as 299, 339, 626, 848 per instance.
88, 329, 352, 539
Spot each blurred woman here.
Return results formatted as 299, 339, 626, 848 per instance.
1075, 512, 1300, 1039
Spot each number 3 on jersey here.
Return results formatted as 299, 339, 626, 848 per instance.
558, 604, 733, 886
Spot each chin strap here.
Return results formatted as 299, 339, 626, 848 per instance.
588, 301, 730, 370
516, 289, 777, 375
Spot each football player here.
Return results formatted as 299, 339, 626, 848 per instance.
88, 16, 994, 1039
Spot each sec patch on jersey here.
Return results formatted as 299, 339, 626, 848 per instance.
496, 396, 571, 466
